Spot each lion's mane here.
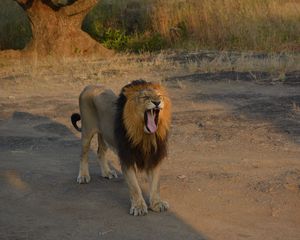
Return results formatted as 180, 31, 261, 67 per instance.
114, 80, 171, 171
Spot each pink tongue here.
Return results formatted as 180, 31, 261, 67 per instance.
147, 111, 157, 133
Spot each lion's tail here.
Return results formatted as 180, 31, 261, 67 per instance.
71, 113, 82, 132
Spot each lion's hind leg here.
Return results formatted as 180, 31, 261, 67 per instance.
97, 133, 117, 179
77, 131, 95, 184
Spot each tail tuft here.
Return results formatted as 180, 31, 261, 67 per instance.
71, 113, 81, 132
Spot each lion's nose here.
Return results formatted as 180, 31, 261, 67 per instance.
151, 101, 161, 107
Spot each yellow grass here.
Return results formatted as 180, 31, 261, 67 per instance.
1, 51, 299, 89
150, 0, 300, 51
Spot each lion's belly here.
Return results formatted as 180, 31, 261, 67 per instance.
98, 119, 117, 151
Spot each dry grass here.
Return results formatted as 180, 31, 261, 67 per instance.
1, 51, 299, 91
150, 0, 300, 51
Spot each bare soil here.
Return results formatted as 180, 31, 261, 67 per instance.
0, 53, 300, 240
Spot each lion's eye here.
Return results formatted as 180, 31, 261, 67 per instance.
140, 96, 150, 100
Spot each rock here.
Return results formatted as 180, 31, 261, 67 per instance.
8, 96, 16, 100
177, 174, 187, 180
0, 0, 32, 50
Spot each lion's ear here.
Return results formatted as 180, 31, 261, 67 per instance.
122, 88, 131, 98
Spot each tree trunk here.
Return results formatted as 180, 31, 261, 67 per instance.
24, 0, 111, 57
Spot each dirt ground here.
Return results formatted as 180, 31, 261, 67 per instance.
0, 53, 300, 240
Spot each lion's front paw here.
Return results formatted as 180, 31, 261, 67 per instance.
150, 200, 169, 212
77, 174, 91, 184
102, 169, 118, 179
130, 200, 148, 216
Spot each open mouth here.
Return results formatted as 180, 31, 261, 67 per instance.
144, 108, 160, 133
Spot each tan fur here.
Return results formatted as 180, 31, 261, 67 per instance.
74, 82, 171, 216
76, 85, 118, 183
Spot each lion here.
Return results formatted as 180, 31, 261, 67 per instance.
71, 80, 171, 216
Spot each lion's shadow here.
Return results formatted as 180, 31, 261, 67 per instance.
0, 111, 206, 240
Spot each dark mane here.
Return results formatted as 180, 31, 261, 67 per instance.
114, 80, 168, 171
120, 79, 149, 94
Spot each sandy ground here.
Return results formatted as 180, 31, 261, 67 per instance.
0, 53, 300, 240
